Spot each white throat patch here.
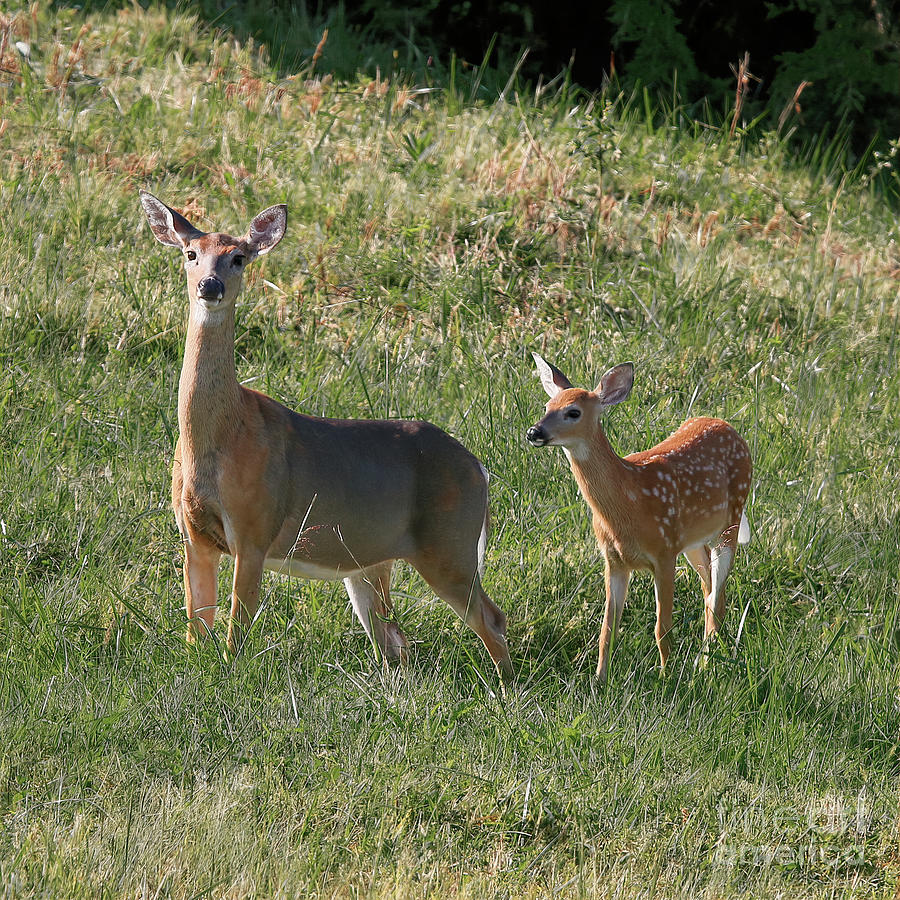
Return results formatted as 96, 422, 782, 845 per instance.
192, 300, 229, 327
563, 442, 590, 464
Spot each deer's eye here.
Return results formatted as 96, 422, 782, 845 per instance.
232, 254, 245, 268
564, 408, 581, 420
185, 249, 197, 261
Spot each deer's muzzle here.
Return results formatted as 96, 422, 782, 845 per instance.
197, 276, 225, 302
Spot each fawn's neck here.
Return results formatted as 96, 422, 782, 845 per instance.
178, 306, 243, 456
567, 426, 635, 520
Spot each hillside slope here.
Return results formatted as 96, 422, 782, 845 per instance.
1, 4, 898, 898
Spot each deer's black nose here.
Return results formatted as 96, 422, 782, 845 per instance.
526, 425, 547, 446
197, 276, 225, 301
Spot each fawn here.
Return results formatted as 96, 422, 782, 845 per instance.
139, 191, 512, 678
526, 353, 751, 680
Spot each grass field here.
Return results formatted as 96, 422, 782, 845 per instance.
1, 3, 899, 897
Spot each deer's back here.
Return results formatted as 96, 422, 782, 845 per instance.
256, 390, 488, 568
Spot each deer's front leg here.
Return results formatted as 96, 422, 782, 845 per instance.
653, 557, 677, 672
597, 560, 630, 682
226, 549, 266, 653
183, 539, 221, 643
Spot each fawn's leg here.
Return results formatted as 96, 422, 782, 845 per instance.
597, 560, 630, 682
685, 546, 716, 637
706, 534, 737, 640
653, 557, 677, 672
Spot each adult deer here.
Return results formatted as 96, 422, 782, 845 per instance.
139, 191, 512, 678
526, 353, 751, 681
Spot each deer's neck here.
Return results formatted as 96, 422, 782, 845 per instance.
567, 427, 635, 522
178, 307, 243, 457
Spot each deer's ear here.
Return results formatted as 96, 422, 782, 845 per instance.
595, 363, 634, 406
245, 204, 287, 258
139, 191, 202, 248
532, 352, 573, 399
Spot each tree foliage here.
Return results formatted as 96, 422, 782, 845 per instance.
87, 0, 900, 149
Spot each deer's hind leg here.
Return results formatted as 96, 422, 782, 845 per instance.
684, 545, 716, 638
408, 462, 512, 679
344, 562, 408, 663
706, 531, 738, 641
411, 550, 512, 680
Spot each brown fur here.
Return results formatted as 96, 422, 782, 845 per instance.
528, 356, 751, 680
140, 191, 512, 677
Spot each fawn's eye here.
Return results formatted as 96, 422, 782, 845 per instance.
564, 408, 581, 420
185, 249, 197, 261
232, 254, 245, 267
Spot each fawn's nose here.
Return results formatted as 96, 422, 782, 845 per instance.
197, 276, 225, 301
526, 425, 547, 446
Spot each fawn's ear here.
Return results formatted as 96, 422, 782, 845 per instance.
532, 352, 573, 399
139, 191, 203, 248
595, 363, 634, 406
245, 204, 287, 258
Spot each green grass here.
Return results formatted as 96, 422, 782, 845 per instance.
1, 3, 899, 897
